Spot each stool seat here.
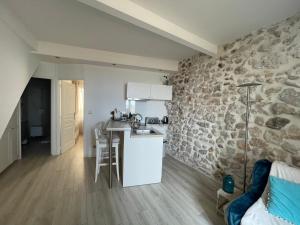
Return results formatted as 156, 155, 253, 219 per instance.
98, 135, 120, 144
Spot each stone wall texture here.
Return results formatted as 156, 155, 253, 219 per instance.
166, 13, 300, 188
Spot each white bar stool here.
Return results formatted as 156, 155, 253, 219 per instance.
94, 127, 120, 183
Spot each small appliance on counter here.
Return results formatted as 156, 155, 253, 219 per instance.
111, 108, 128, 121
145, 117, 160, 125
162, 116, 169, 124
111, 108, 121, 120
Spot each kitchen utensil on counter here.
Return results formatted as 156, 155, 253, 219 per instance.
129, 113, 143, 129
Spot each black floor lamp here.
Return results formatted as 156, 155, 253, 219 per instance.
237, 82, 262, 193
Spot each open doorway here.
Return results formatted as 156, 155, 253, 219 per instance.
60, 80, 84, 154
21, 78, 51, 158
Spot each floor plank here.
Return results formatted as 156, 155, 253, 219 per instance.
0, 137, 225, 225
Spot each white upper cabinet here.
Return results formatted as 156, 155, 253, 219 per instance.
150, 84, 172, 100
126, 82, 172, 101
127, 82, 151, 100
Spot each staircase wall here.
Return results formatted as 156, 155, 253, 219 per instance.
0, 4, 39, 138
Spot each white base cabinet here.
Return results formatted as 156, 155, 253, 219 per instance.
122, 131, 163, 187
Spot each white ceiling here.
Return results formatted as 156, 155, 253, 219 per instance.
2, 0, 197, 60
131, 0, 300, 45
3, 0, 300, 60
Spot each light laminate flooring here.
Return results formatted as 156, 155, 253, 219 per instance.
0, 137, 225, 225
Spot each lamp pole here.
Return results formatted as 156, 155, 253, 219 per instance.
237, 83, 261, 193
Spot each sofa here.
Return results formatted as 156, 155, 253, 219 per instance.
226, 159, 300, 225
226, 159, 272, 225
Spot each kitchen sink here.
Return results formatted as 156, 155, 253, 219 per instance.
135, 128, 156, 135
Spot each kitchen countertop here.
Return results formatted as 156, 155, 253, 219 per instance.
106, 120, 131, 131
106, 120, 164, 137
146, 123, 169, 127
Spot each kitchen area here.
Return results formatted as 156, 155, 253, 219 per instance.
94, 81, 172, 188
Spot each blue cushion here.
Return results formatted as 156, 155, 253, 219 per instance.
268, 176, 300, 225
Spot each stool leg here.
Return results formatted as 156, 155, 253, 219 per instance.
95, 143, 104, 183
95, 144, 99, 183
115, 145, 120, 181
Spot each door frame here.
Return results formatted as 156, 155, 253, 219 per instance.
56, 80, 85, 155
17, 101, 22, 159
32, 75, 84, 156
52, 78, 61, 155
19, 77, 56, 156
30, 75, 60, 156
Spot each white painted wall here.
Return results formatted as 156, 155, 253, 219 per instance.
57, 64, 84, 80
136, 101, 167, 121
83, 65, 167, 157
0, 12, 39, 139
33, 62, 168, 157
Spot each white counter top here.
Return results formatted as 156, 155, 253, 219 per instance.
106, 120, 165, 137
106, 120, 131, 131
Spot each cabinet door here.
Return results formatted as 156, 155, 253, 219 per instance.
150, 85, 172, 100
8, 127, 18, 163
0, 130, 10, 173
8, 106, 19, 162
0, 105, 19, 173
127, 82, 151, 100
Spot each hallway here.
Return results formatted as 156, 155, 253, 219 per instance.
0, 137, 224, 225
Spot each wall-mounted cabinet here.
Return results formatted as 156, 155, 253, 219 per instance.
127, 82, 151, 100
126, 82, 172, 101
150, 84, 172, 100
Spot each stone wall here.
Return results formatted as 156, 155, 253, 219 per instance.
166, 13, 300, 187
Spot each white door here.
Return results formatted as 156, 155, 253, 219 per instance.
61, 81, 76, 153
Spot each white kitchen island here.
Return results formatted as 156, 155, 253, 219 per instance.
106, 120, 164, 188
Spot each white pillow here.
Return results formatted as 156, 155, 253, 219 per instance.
243, 161, 300, 225
241, 198, 291, 225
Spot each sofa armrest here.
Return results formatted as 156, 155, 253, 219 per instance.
226, 159, 272, 225
225, 192, 258, 225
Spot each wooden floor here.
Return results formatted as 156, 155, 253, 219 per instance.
0, 137, 224, 225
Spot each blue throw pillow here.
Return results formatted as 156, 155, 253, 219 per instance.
267, 176, 300, 225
